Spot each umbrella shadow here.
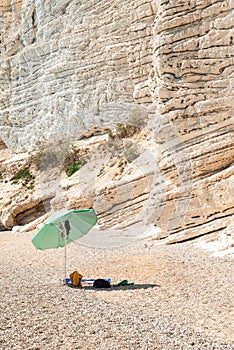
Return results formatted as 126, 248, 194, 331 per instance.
66, 283, 160, 291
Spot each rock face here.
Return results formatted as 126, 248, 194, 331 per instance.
0, 0, 155, 150
0, 1, 233, 247
147, 0, 234, 242
0, 137, 7, 150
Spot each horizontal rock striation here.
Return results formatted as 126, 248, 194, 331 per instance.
0, 0, 233, 246
0, 0, 155, 150
147, 0, 234, 241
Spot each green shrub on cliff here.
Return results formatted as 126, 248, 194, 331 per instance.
67, 159, 84, 177
11, 167, 35, 186
63, 147, 85, 177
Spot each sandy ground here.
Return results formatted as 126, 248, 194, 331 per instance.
0, 228, 233, 350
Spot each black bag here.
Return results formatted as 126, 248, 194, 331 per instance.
93, 279, 111, 288
64, 220, 71, 236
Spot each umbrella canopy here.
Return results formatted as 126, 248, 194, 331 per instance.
32, 208, 97, 282
32, 208, 97, 250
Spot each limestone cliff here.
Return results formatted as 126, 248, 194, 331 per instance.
0, 0, 155, 149
0, 1, 233, 249
147, 0, 234, 242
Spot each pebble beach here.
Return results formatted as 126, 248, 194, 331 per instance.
0, 229, 233, 350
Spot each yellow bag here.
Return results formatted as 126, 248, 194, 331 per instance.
69, 270, 83, 288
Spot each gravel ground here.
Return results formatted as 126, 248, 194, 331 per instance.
0, 229, 233, 350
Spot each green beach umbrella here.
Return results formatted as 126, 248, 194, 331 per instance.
32, 208, 98, 281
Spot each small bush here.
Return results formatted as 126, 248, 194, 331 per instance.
32, 146, 63, 170
118, 159, 127, 168
32, 144, 86, 176
63, 146, 85, 176
11, 167, 34, 185
11, 167, 33, 181
116, 123, 139, 138
67, 159, 84, 177
107, 129, 114, 139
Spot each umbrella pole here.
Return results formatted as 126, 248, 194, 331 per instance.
64, 237, 67, 283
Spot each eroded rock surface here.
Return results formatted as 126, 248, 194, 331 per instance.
0, 1, 233, 248
147, 0, 234, 242
0, 0, 155, 149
